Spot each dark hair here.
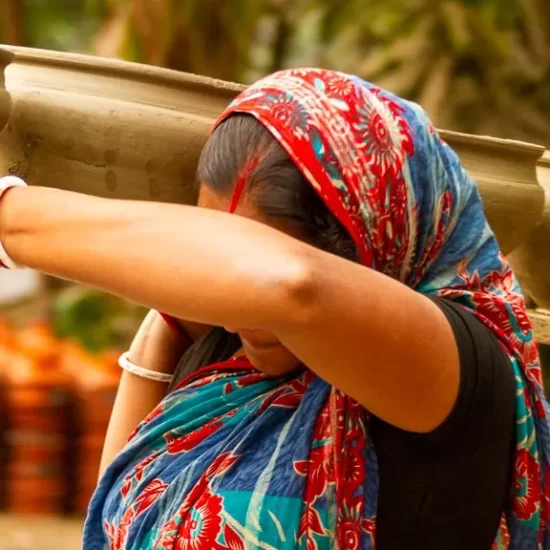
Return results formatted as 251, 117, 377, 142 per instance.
169, 114, 358, 389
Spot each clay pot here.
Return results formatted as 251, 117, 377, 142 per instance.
0, 45, 241, 205
0, 49, 12, 135
0, 47, 544, 254
439, 131, 544, 255
509, 152, 550, 308
0, 46, 547, 323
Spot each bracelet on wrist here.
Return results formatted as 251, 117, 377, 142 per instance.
118, 351, 175, 384
0, 176, 28, 270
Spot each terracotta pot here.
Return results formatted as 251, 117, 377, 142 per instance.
0, 46, 548, 341
0, 47, 544, 255
0, 49, 12, 134
0, 45, 240, 206
509, 152, 550, 308
1, 326, 72, 515
6, 475, 65, 515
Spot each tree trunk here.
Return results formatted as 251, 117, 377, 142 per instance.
1, 0, 24, 45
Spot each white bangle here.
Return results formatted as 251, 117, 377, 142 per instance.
118, 351, 175, 383
0, 176, 28, 269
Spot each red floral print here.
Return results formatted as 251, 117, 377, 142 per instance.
133, 478, 168, 515
165, 420, 223, 454
514, 448, 541, 520
178, 488, 224, 550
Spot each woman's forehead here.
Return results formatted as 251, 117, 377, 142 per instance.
196, 185, 229, 211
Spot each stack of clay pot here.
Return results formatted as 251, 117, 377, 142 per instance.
0, 317, 121, 516
0, 319, 14, 509
0, 322, 71, 515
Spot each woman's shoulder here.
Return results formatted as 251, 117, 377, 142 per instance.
374, 295, 516, 443
372, 296, 517, 548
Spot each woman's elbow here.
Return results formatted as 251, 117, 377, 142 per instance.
230, 245, 323, 331
274, 252, 321, 329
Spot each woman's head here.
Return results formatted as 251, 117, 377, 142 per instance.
181, 67, 529, 381
197, 114, 359, 261
196, 114, 358, 374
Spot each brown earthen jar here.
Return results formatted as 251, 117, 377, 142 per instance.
509, 152, 550, 308
0, 46, 543, 254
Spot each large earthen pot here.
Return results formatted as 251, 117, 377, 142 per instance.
0, 46, 548, 344
509, 152, 550, 309
0, 49, 11, 136
0, 46, 544, 255
0, 47, 545, 257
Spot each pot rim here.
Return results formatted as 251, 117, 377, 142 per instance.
0, 48, 13, 69
0, 45, 244, 101
2, 45, 546, 159
538, 151, 550, 168
440, 129, 545, 157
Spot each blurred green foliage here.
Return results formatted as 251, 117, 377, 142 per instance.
0, 0, 105, 51
52, 286, 145, 353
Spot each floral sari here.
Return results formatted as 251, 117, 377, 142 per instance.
84, 69, 550, 549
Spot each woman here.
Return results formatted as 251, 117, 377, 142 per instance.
0, 69, 547, 549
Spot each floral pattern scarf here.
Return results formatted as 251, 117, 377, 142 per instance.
84, 69, 550, 549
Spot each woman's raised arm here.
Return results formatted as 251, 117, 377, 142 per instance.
0, 186, 311, 327
0, 185, 458, 433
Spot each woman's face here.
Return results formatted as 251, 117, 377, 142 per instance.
197, 184, 303, 377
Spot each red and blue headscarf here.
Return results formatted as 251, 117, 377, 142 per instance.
84, 69, 550, 549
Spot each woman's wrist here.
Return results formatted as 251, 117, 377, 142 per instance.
119, 351, 174, 383
0, 182, 29, 268
126, 348, 180, 376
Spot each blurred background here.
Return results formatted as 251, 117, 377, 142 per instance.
3, 0, 550, 143
0, 0, 549, 547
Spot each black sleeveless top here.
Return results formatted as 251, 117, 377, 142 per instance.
371, 298, 516, 549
